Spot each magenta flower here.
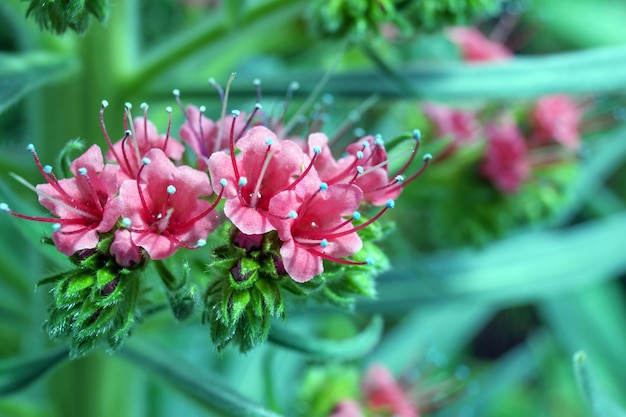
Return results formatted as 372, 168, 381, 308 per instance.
531, 95, 582, 150
208, 123, 313, 235
422, 102, 480, 144
447, 26, 512, 62
179, 105, 248, 171
269, 183, 365, 282
362, 364, 420, 417
101, 102, 184, 181
110, 148, 220, 260
480, 118, 530, 193
1, 144, 119, 256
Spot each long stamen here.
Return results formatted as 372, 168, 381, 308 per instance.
27, 145, 77, 204
284, 146, 321, 192
77, 167, 104, 212
120, 130, 135, 176
124, 103, 141, 164
164, 106, 173, 152
237, 103, 262, 140
249, 139, 273, 209
216, 73, 237, 152
136, 158, 154, 220
385, 154, 432, 193
329, 94, 379, 148
173, 179, 227, 231
390, 129, 421, 178
310, 200, 395, 240
305, 246, 370, 266
141, 102, 149, 147
276, 81, 300, 129
229, 110, 242, 181
100, 100, 123, 164
0, 203, 87, 224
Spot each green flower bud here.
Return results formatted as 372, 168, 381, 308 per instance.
23, 0, 110, 34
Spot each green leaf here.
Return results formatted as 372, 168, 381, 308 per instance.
0, 348, 68, 395
0, 52, 78, 114
120, 344, 286, 417
268, 315, 383, 360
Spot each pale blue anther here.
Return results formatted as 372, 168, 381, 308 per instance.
386, 200, 395, 209
265, 138, 274, 146
319, 182, 328, 191
167, 185, 177, 194
424, 153, 433, 161
320, 239, 329, 248
361, 141, 370, 148
356, 166, 364, 174
395, 175, 405, 183
52, 223, 62, 232
172, 88, 180, 97
196, 239, 207, 247
365, 257, 375, 265
238, 177, 248, 187
352, 211, 361, 221
374, 136, 385, 146
44, 165, 53, 174
313, 146, 322, 155
288, 210, 298, 219
413, 129, 422, 141
78, 167, 88, 176
122, 217, 132, 228
0, 203, 9, 212
142, 157, 151, 165
219, 178, 228, 187
356, 151, 364, 159
26, 144, 35, 153
231, 109, 241, 117
199, 105, 206, 113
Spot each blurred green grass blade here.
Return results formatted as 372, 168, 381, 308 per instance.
366, 302, 492, 373
541, 283, 626, 410
218, 45, 626, 99
0, 52, 77, 114
120, 344, 285, 417
373, 213, 626, 309
0, 348, 68, 395
268, 315, 383, 361
574, 351, 626, 417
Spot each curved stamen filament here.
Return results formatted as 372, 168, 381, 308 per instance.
391, 131, 421, 178
78, 169, 104, 212
250, 142, 273, 209
164, 106, 173, 153
237, 103, 262, 141
136, 160, 154, 220
283, 148, 320, 192
229, 110, 242, 182
172, 185, 225, 232
385, 155, 432, 194
100, 101, 123, 164
308, 201, 394, 241
120, 131, 135, 176
305, 247, 368, 266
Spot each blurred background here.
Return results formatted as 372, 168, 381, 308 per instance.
1, 0, 625, 416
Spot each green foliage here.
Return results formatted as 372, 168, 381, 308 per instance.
22, 0, 109, 34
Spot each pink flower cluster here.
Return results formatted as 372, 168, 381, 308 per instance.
3, 91, 430, 282
420, 27, 583, 193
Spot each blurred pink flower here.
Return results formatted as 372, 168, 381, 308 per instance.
328, 400, 365, 417
363, 364, 420, 417
447, 26, 512, 62
480, 117, 530, 193
531, 95, 582, 150
422, 102, 481, 144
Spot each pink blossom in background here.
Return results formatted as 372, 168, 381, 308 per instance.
362, 364, 420, 417
422, 102, 481, 144
480, 117, 530, 193
447, 26, 512, 62
531, 95, 582, 150
106, 116, 185, 181
328, 400, 365, 417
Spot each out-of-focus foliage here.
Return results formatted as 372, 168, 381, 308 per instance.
22, 0, 109, 34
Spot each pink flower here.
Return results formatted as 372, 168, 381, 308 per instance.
110, 148, 220, 260
208, 123, 313, 235
422, 102, 480, 144
363, 364, 419, 417
307, 133, 427, 207
179, 105, 248, 171
269, 183, 365, 282
447, 27, 512, 62
328, 400, 365, 417
480, 117, 530, 193
1, 145, 120, 256
531, 95, 582, 150
102, 103, 184, 181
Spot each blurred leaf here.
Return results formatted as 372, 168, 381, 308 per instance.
0, 52, 78, 114
120, 344, 285, 417
0, 348, 68, 395
219, 45, 626, 100
573, 351, 626, 417
370, 212, 626, 310
268, 315, 383, 361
